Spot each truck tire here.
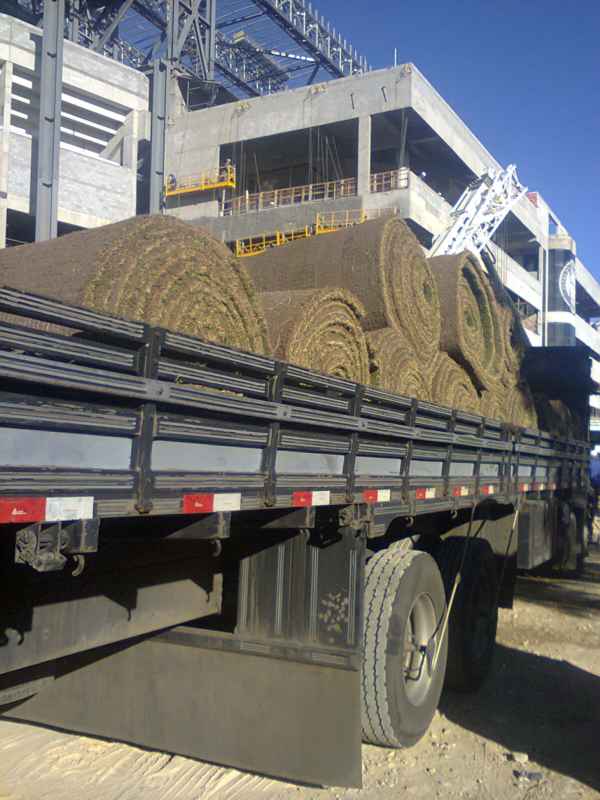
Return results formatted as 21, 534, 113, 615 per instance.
435, 537, 498, 692
361, 549, 448, 748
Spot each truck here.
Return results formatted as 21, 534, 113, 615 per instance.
0, 284, 592, 788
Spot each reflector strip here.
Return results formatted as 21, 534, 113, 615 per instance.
481, 485, 495, 496
292, 490, 331, 507
415, 487, 436, 500
312, 490, 331, 506
0, 497, 46, 524
46, 496, 94, 522
183, 493, 241, 514
452, 486, 470, 498
362, 489, 392, 504
0, 496, 94, 525
519, 482, 530, 492
534, 482, 546, 491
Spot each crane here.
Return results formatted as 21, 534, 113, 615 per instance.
429, 164, 527, 257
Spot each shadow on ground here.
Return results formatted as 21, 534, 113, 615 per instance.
511, 557, 600, 619
440, 643, 600, 792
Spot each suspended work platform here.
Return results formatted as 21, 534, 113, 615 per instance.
235, 210, 386, 257
165, 164, 236, 198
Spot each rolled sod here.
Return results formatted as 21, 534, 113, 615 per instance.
260, 288, 372, 383
428, 251, 504, 392
0, 215, 269, 354
247, 216, 441, 359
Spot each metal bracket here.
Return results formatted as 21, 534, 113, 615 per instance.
338, 503, 372, 537
15, 519, 99, 573
262, 362, 287, 507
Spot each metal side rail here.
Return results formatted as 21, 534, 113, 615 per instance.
0, 285, 588, 525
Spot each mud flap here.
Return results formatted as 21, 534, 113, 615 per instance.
4, 527, 365, 788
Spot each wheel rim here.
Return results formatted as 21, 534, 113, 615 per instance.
402, 592, 438, 707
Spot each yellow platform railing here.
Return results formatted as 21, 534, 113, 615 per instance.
370, 167, 410, 194
223, 177, 356, 216
314, 209, 367, 234
165, 164, 236, 198
233, 208, 397, 257
235, 226, 311, 257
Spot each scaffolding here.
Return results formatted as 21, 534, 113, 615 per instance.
165, 164, 237, 198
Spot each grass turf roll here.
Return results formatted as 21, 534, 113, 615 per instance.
428, 252, 504, 391
260, 288, 371, 383
429, 352, 480, 414
498, 305, 525, 385
0, 215, 269, 353
367, 328, 432, 399
507, 384, 538, 429
480, 390, 504, 422
246, 216, 441, 359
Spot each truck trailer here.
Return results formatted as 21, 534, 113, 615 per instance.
0, 285, 592, 788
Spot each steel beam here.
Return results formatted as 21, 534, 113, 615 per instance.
92, 0, 135, 52
149, 58, 168, 214
34, 0, 64, 241
250, 0, 366, 79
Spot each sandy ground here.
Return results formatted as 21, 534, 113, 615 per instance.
1, 550, 599, 800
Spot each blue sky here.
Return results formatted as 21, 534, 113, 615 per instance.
324, 0, 600, 275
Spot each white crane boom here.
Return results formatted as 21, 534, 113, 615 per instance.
429, 164, 527, 257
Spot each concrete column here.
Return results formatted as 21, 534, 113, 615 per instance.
357, 115, 371, 197
0, 60, 13, 249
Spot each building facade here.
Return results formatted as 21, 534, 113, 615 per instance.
0, 13, 149, 247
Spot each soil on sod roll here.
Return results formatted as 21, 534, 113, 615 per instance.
428, 252, 504, 392
429, 352, 480, 414
367, 327, 432, 400
246, 217, 441, 359
260, 288, 372, 383
0, 215, 269, 353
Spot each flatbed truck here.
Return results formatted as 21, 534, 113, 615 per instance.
0, 286, 592, 787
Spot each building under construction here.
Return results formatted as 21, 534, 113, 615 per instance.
1, 1, 599, 425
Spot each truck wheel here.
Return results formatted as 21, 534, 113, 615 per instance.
435, 537, 498, 692
361, 549, 448, 748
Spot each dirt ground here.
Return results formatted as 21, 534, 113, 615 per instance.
1, 549, 599, 800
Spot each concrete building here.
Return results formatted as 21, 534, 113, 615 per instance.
164, 63, 600, 373
0, 13, 148, 248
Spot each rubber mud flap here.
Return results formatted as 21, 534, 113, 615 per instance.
3, 628, 363, 789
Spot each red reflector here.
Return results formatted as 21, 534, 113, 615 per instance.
363, 489, 378, 503
0, 497, 46, 524
415, 487, 435, 500
292, 491, 312, 507
182, 494, 214, 514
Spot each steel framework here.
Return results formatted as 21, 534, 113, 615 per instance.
9, 0, 369, 99
6, 0, 370, 235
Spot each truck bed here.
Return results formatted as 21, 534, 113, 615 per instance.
0, 286, 588, 532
